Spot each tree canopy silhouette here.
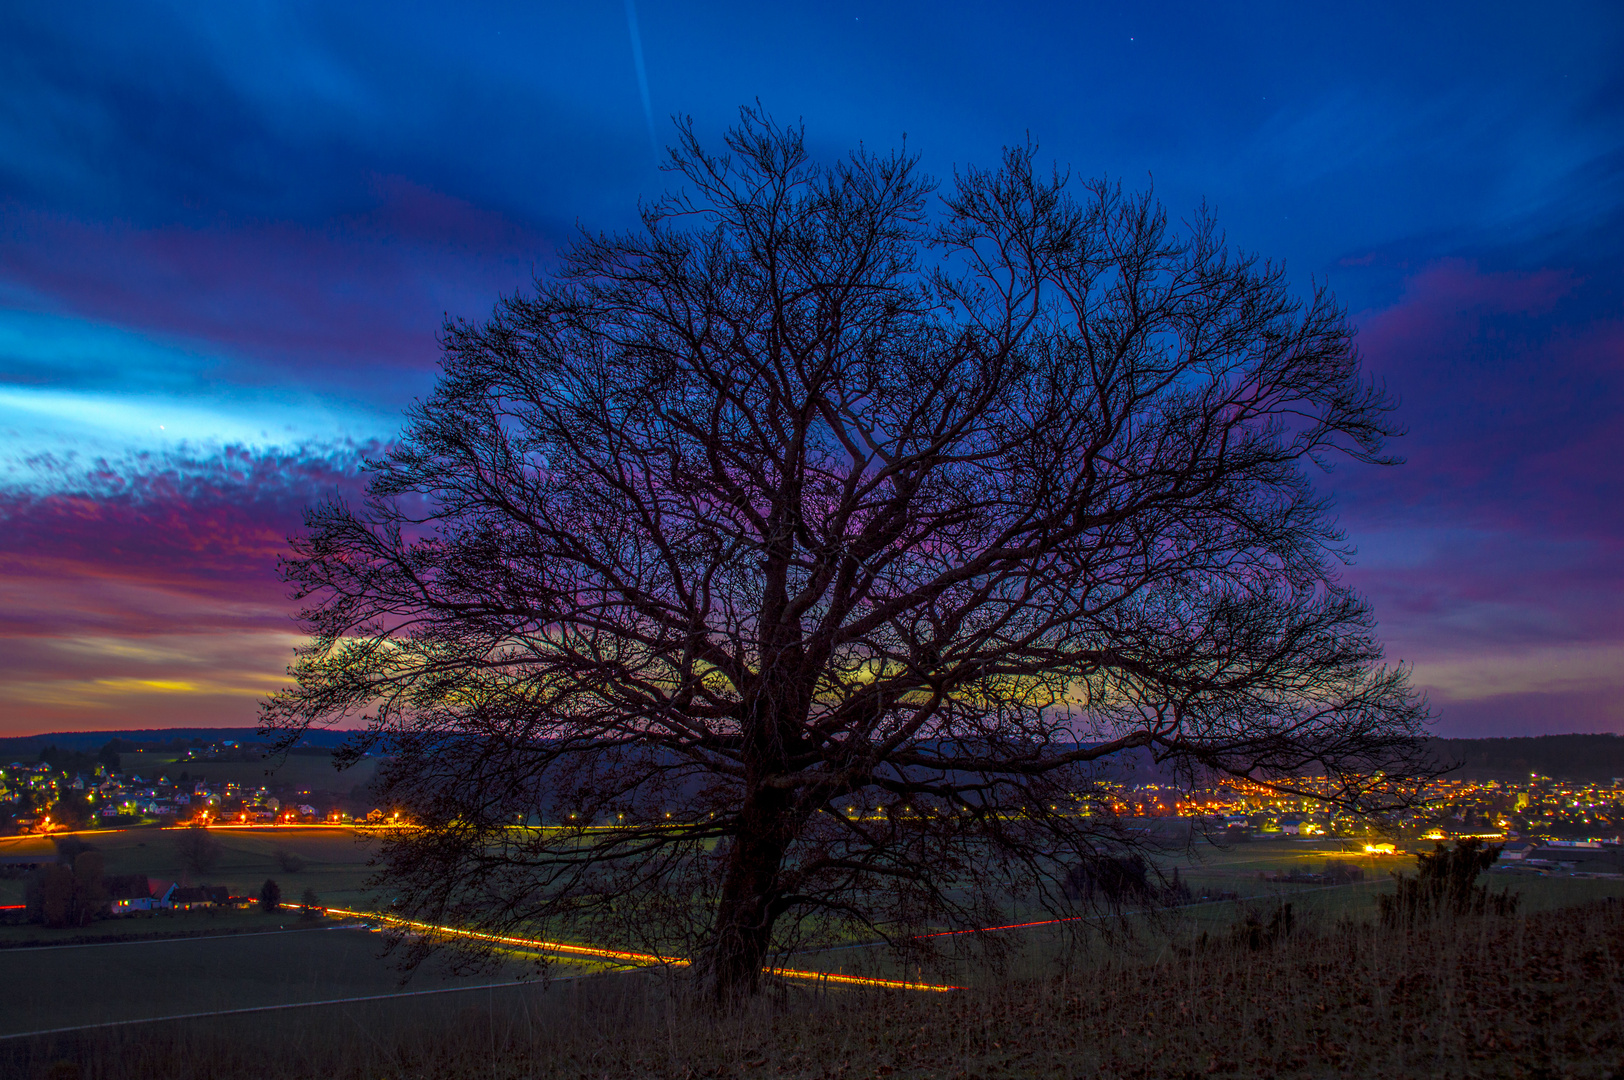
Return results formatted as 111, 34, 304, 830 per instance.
264, 109, 1432, 1001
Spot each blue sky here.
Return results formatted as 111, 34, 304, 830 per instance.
1, 1, 1621, 735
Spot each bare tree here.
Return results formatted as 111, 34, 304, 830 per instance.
176, 826, 222, 876
264, 110, 1432, 1002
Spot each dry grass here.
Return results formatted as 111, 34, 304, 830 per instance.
10, 898, 1624, 1079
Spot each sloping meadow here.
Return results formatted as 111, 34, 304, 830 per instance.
8, 896, 1623, 1078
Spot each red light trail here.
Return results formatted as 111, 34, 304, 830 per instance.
916, 915, 1080, 938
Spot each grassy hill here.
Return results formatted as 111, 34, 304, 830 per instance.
2, 894, 1619, 1078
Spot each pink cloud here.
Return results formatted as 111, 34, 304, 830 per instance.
0, 444, 373, 733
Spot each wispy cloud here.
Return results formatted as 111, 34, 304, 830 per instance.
1331, 258, 1624, 734
0, 444, 370, 731
623, 0, 657, 153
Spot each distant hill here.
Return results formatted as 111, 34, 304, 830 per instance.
0, 727, 356, 757
4, 728, 1622, 782
1426, 734, 1624, 783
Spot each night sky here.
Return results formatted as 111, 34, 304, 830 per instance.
1, 3, 1620, 738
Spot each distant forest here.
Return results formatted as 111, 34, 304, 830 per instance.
1426, 734, 1624, 783
4, 728, 1624, 783
0, 727, 352, 759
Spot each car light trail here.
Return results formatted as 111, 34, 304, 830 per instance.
764, 967, 959, 992
324, 907, 960, 992
324, 907, 680, 965
916, 915, 1081, 938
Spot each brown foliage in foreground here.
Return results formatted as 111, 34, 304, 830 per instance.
11, 899, 1624, 1079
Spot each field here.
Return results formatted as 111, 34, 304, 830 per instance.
0, 922, 615, 1038
779, 839, 1624, 989
6, 828, 1624, 1077
5, 897, 1623, 1078
0, 826, 381, 915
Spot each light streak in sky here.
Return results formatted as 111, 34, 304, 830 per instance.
324, 907, 961, 992
622, 0, 656, 152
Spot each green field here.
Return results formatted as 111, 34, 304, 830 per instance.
0, 921, 609, 1037
0, 826, 382, 911
7, 827, 1623, 1003
7, 902, 1619, 1080
2, 826, 1622, 1080
768, 836, 1624, 988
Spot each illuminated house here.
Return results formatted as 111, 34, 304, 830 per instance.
106, 875, 152, 912
105, 876, 178, 913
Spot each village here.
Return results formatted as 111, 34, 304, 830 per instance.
6, 743, 1622, 848
4, 741, 1622, 927
0, 740, 405, 835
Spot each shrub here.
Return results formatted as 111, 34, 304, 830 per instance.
52, 836, 95, 862
1231, 902, 1295, 950
1378, 838, 1520, 926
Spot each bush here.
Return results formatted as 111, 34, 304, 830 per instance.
1063, 856, 1198, 909
1378, 838, 1520, 926
1231, 902, 1294, 950
47, 792, 93, 831
274, 848, 306, 873
52, 836, 96, 863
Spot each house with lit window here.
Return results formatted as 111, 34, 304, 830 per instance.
105, 876, 178, 913
106, 875, 152, 913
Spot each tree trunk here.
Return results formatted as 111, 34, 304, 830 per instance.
705, 790, 791, 1004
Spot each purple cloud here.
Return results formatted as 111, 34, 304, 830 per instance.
0, 444, 372, 729
1333, 260, 1624, 734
